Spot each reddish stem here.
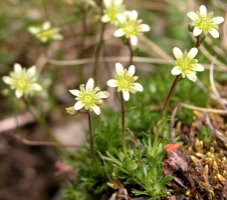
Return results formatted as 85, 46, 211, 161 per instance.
161, 75, 180, 115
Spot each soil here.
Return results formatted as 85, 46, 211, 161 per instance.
0, 128, 63, 200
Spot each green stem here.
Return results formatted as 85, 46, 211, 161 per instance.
12, 99, 20, 135
120, 92, 126, 152
87, 111, 95, 156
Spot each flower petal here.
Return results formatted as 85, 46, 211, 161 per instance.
28, 27, 39, 34
115, 62, 124, 75
115, 0, 123, 6
14, 63, 22, 74
193, 27, 202, 36
101, 15, 110, 23
53, 34, 63, 40
199, 5, 207, 16
40, 37, 48, 43
15, 90, 23, 98
86, 78, 95, 91
74, 101, 84, 110
187, 11, 198, 21
116, 13, 126, 23
31, 83, 42, 91
173, 47, 183, 59
114, 28, 125, 37
69, 89, 81, 96
107, 79, 117, 87
129, 10, 138, 20
171, 66, 182, 75
187, 48, 198, 59
194, 64, 204, 72
2, 76, 12, 85
128, 65, 135, 76
103, 0, 111, 7
139, 24, 150, 32
209, 28, 219, 38
134, 83, 143, 92
212, 17, 224, 25
122, 91, 130, 101
92, 105, 101, 115
43, 21, 51, 30
130, 36, 138, 46
96, 91, 109, 98
186, 72, 197, 82
27, 66, 36, 77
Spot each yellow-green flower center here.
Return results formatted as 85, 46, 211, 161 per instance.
105, 5, 124, 24
80, 92, 97, 108
175, 55, 196, 74
12, 76, 30, 91
37, 28, 59, 40
116, 74, 135, 92
121, 20, 140, 37
195, 14, 215, 32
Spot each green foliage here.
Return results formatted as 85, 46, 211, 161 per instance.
103, 137, 172, 200
63, 183, 88, 200
63, 101, 172, 199
197, 125, 212, 144
63, 148, 109, 199
63, 110, 123, 200
93, 109, 122, 154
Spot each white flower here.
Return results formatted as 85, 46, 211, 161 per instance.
69, 78, 109, 115
102, 0, 125, 25
107, 63, 143, 101
28, 21, 63, 43
187, 5, 224, 38
171, 47, 204, 82
2, 63, 42, 98
114, 10, 150, 46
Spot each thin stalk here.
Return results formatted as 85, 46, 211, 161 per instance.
87, 111, 95, 156
12, 98, 20, 135
128, 41, 133, 66
81, 2, 88, 51
118, 40, 133, 152
161, 75, 180, 115
195, 35, 201, 48
120, 92, 126, 152
93, 1, 105, 80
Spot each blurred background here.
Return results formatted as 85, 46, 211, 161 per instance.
0, 0, 226, 199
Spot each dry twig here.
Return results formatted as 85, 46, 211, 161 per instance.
11, 133, 81, 148
180, 103, 227, 115
209, 63, 227, 109
46, 56, 173, 66
170, 107, 178, 143
205, 116, 227, 144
